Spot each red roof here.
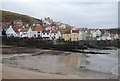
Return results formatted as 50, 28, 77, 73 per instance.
15, 25, 23, 29
20, 28, 29, 32
56, 28, 62, 31
111, 34, 120, 36
72, 30, 79, 33
42, 30, 50, 33
33, 25, 43, 31
34, 25, 43, 28
33, 27, 42, 31
0, 22, 10, 25
51, 30, 57, 33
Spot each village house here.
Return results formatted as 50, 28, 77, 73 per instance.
70, 30, 79, 41
13, 20, 23, 25
96, 29, 102, 37
62, 30, 71, 41
50, 30, 61, 40
20, 27, 33, 38
6, 26, 19, 37
91, 30, 97, 40
79, 30, 87, 41
43, 17, 53, 25
85, 29, 93, 40
63, 30, 79, 41
42, 28, 62, 40
0, 22, 10, 31
42, 30, 51, 40
33, 25, 43, 37
108, 28, 120, 40
97, 31, 111, 40
58, 24, 66, 29
14, 25, 23, 32
45, 26, 55, 30
78, 28, 91, 41
111, 34, 119, 40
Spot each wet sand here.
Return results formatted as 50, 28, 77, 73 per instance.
2, 63, 117, 79
1, 45, 118, 79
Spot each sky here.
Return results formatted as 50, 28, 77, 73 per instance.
1, 0, 119, 29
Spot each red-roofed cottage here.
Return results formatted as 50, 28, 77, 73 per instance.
20, 27, 33, 37
33, 26, 43, 37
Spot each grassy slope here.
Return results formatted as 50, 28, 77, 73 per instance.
0, 10, 42, 25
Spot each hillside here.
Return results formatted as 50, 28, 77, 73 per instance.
0, 10, 42, 25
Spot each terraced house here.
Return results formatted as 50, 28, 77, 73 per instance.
63, 30, 79, 41
62, 30, 71, 41
70, 30, 79, 41
33, 25, 43, 37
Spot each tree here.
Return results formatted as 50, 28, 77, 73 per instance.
2, 29, 6, 36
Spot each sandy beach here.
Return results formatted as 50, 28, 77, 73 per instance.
1, 45, 118, 79
2, 64, 117, 79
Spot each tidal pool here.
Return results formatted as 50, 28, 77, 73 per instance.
9, 49, 118, 76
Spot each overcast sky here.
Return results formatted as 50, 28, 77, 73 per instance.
1, 0, 118, 29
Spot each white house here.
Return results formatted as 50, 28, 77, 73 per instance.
50, 30, 61, 40
92, 30, 97, 38
43, 18, 53, 25
58, 24, 66, 29
33, 26, 43, 37
42, 30, 51, 40
20, 28, 33, 37
96, 29, 102, 37
45, 26, 54, 30
42, 29, 61, 40
79, 31, 83, 40
27, 28, 33, 37
6, 26, 19, 37
20, 28, 28, 37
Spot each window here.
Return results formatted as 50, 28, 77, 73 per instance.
38, 35, 40, 37
34, 35, 36, 37
43, 33, 45, 35
47, 33, 49, 35
38, 31, 40, 33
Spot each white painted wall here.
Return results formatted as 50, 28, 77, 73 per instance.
6, 26, 18, 37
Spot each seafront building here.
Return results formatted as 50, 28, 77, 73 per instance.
0, 18, 119, 41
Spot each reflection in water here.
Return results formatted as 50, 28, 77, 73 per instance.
11, 49, 118, 75
60, 54, 89, 69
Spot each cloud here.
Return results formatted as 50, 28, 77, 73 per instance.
1, 2, 118, 28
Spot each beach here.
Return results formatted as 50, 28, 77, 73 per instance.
1, 45, 118, 79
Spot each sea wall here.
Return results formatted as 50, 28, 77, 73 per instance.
2, 37, 120, 50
